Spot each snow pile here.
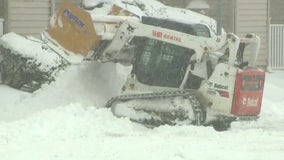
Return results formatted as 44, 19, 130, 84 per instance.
84, 0, 219, 34
1, 103, 283, 160
0, 62, 128, 121
0, 63, 284, 160
0, 32, 63, 71
0, 32, 68, 92
0, 1, 283, 159
255, 72, 284, 129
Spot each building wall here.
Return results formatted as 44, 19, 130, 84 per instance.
2, 0, 81, 38
0, 0, 4, 18
0, 0, 8, 34
235, 0, 269, 67
270, 0, 284, 24
7, 0, 51, 38
206, 0, 235, 33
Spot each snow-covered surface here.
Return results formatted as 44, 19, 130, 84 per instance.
85, 0, 220, 35
0, 61, 284, 160
0, 1, 283, 159
0, 32, 63, 71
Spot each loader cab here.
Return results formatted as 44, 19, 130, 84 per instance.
131, 38, 211, 90
130, 18, 212, 89
132, 38, 194, 88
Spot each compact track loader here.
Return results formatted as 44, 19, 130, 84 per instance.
0, 1, 265, 131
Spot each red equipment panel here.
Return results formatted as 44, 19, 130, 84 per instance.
231, 69, 265, 116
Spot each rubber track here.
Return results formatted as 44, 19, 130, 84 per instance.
106, 89, 205, 125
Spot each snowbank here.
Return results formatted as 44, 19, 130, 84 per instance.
0, 62, 128, 121
0, 32, 63, 71
0, 64, 283, 160
0, 32, 68, 92
1, 103, 283, 160
0, 1, 283, 159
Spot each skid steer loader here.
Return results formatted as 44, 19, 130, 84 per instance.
2, 1, 266, 131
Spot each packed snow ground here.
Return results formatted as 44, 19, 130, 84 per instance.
0, 62, 284, 160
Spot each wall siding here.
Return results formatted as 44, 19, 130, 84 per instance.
0, 0, 8, 34
5, 0, 81, 37
207, 0, 235, 33
270, 0, 284, 24
8, 0, 50, 38
235, 0, 269, 67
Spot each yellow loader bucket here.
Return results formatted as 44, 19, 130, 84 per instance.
45, 2, 101, 57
